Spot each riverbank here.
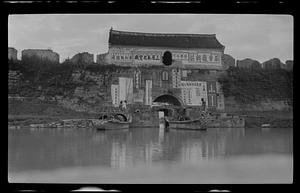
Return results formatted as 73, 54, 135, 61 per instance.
8, 99, 293, 128
8, 100, 97, 127
229, 110, 293, 128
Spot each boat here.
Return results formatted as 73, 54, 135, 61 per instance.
165, 117, 207, 130
92, 113, 132, 130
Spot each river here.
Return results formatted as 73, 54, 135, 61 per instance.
8, 126, 293, 183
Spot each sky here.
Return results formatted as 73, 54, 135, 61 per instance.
8, 14, 293, 63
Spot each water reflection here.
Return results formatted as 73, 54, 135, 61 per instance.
8, 126, 292, 173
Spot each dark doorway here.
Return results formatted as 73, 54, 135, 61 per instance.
158, 108, 170, 116
153, 94, 182, 106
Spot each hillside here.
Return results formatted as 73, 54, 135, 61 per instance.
218, 66, 293, 104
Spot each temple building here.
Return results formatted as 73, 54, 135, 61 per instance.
104, 29, 226, 112
8, 47, 18, 61
70, 52, 94, 66
22, 49, 59, 64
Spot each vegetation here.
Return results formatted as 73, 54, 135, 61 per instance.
9, 58, 293, 105
84, 63, 131, 72
8, 58, 135, 97
218, 66, 293, 104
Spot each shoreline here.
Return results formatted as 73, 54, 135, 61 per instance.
8, 110, 293, 129
9, 97, 293, 129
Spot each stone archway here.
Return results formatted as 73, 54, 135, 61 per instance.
153, 94, 183, 106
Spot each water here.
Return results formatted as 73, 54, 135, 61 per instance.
8, 126, 293, 183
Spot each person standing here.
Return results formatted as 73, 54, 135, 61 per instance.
119, 100, 123, 111
201, 98, 206, 112
122, 100, 127, 111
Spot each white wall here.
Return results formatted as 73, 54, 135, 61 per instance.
107, 45, 223, 68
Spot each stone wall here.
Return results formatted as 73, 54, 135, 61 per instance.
8, 70, 22, 93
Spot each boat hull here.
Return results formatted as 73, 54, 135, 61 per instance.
167, 119, 207, 130
92, 119, 130, 130
98, 120, 130, 130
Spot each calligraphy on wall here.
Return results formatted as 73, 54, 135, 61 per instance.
110, 47, 221, 65
111, 52, 132, 62
172, 52, 221, 64
133, 51, 162, 64
180, 81, 208, 106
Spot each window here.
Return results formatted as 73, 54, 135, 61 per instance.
209, 54, 213, 61
211, 95, 215, 106
162, 71, 169, 81
214, 55, 220, 62
182, 70, 187, 77
202, 54, 207, 62
196, 88, 201, 96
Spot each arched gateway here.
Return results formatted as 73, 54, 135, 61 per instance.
153, 94, 182, 106
153, 94, 183, 118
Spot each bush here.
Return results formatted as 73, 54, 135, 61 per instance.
218, 67, 293, 103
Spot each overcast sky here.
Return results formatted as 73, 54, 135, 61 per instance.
8, 14, 293, 63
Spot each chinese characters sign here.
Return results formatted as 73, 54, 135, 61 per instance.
133, 51, 162, 64
109, 47, 222, 66
180, 81, 208, 106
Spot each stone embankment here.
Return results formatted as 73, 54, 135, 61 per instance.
8, 119, 103, 130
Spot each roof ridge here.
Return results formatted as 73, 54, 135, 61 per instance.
23, 49, 54, 51
111, 29, 216, 37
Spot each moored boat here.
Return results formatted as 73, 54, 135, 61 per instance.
165, 117, 207, 130
93, 114, 132, 130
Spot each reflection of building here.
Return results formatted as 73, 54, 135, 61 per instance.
145, 143, 153, 164
105, 29, 226, 111
179, 129, 233, 162
181, 143, 204, 163
110, 141, 126, 169
8, 47, 18, 61
22, 49, 59, 63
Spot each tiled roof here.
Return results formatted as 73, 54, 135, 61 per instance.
109, 29, 225, 49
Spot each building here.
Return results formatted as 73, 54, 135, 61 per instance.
285, 60, 293, 71
8, 47, 18, 61
96, 53, 109, 64
71, 52, 94, 66
107, 29, 225, 69
237, 58, 261, 69
262, 58, 282, 70
21, 49, 59, 63
222, 54, 236, 68
106, 29, 226, 112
